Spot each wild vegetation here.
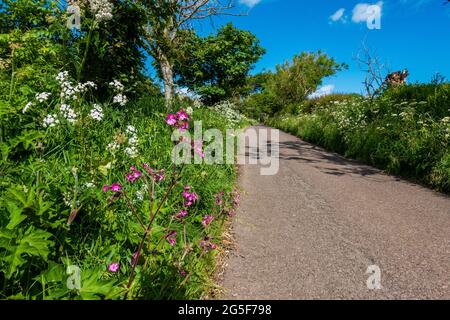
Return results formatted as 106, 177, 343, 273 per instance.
265, 83, 450, 193
0, 0, 251, 299
1, 0, 449, 301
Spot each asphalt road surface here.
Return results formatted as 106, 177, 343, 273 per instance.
222, 126, 450, 299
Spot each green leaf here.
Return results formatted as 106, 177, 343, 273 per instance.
0, 226, 54, 279
6, 202, 26, 230
79, 268, 117, 300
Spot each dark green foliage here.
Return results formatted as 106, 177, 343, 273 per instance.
173, 23, 265, 105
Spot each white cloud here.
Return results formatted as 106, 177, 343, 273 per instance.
330, 8, 346, 22
309, 85, 335, 99
239, 0, 262, 8
352, 1, 383, 23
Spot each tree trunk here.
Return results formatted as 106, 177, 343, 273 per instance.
160, 54, 174, 110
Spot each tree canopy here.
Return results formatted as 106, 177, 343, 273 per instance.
173, 23, 265, 105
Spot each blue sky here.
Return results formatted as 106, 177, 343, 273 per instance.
189, 0, 450, 95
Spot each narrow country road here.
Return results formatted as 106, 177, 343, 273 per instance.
221, 125, 450, 299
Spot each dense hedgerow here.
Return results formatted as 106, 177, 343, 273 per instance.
0, 71, 246, 299
267, 86, 450, 193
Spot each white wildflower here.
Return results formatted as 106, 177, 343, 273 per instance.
84, 182, 95, 188
43, 114, 59, 128
56, 71, 69, 83
60, 104, 77, 123
36, 92, 51, 102
89, 104, 104, 121
113, 93, 127, 106
109, 79, 124, 92
186, 106, 193, 115
125, 146, 138, 158
90, 0, 113, 22
107, 142, 120, 152
125, 124, 139, 158
22, 102, 33, 113
136, 189, 145, 201
75, 81, 97, 93
126, 125, 136, 134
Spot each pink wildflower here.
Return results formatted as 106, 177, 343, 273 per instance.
166, 114, 177, 126
176, 210, 188, 220
202, 215, 214, 227
102, 185, 109, 193
165, 231, 177, 247
108, 262, 120, 273
110, 183, 122, 193
126, 166, 142, 183
200, 237, 217, 251
176, 110, 189, 121
179, 121, 189, 131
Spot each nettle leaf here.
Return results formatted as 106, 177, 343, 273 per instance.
0, 226, 54, 279
6, 202, 27, 230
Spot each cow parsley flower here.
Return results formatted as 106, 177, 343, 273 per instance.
125, 146, 138, 158
75, 81, 97, 93
113, 93, 127, 106
89, 104, 104, 121
109, 79, 124, 92
36, 92, 51, 102
43, 114, 59, 128
56, 71, 69, 82
126, 125, 136, 134
60, 104, 77, 123
107, 141, 120, 152
90, 0, 113, 22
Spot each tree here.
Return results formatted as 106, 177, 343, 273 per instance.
137, 0, 239, 109
173, 23, 265, 105
266, 51, 347, 112
245, 71, 273, 95
354, 41, 388, 100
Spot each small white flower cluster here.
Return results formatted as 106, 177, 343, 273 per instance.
60, 104, 78, 123
125, 125, 139, 158
113, 93, 127, 106
56, 71, 69, 82
89, 104, 104, 121
43, 114, 60, 128
211, 101, 247, 125
22, 102, 33, 114
84, 182, 95, 189
186, 106, 194, 115
77, 81, 97, 93
56, 71, 97, 101
135, 184, 148, 202
109, 79, 124, 92
193, 99, 203, 109
36, 92, 51, 102
89, 0, 113, 22
107, 141, 120, 152
63, 191, 80, 209
110, 79, 127, 107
